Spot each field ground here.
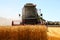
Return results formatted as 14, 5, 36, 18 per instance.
48, 27, 60, 40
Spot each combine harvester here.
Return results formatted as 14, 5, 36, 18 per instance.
21, 3, 46, 25
12, 3, 46, 25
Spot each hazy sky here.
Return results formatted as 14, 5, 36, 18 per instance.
0, 0, 60, 21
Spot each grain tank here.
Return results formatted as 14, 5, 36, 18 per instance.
22, 3, 39, 24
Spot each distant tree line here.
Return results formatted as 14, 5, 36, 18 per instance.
45, 21, 60, 25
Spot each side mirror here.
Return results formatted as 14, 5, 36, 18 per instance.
19, 14, 20, 17
40, 14, 43, 16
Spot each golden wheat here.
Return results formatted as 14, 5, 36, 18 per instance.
48, 27, 60, 40
0, 25, 47, 40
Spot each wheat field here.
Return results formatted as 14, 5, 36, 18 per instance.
48, 27, 60, 40
0, 25, 47, 40
0, 25, 60, 40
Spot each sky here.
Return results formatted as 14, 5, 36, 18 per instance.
0, 0, 60, 21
